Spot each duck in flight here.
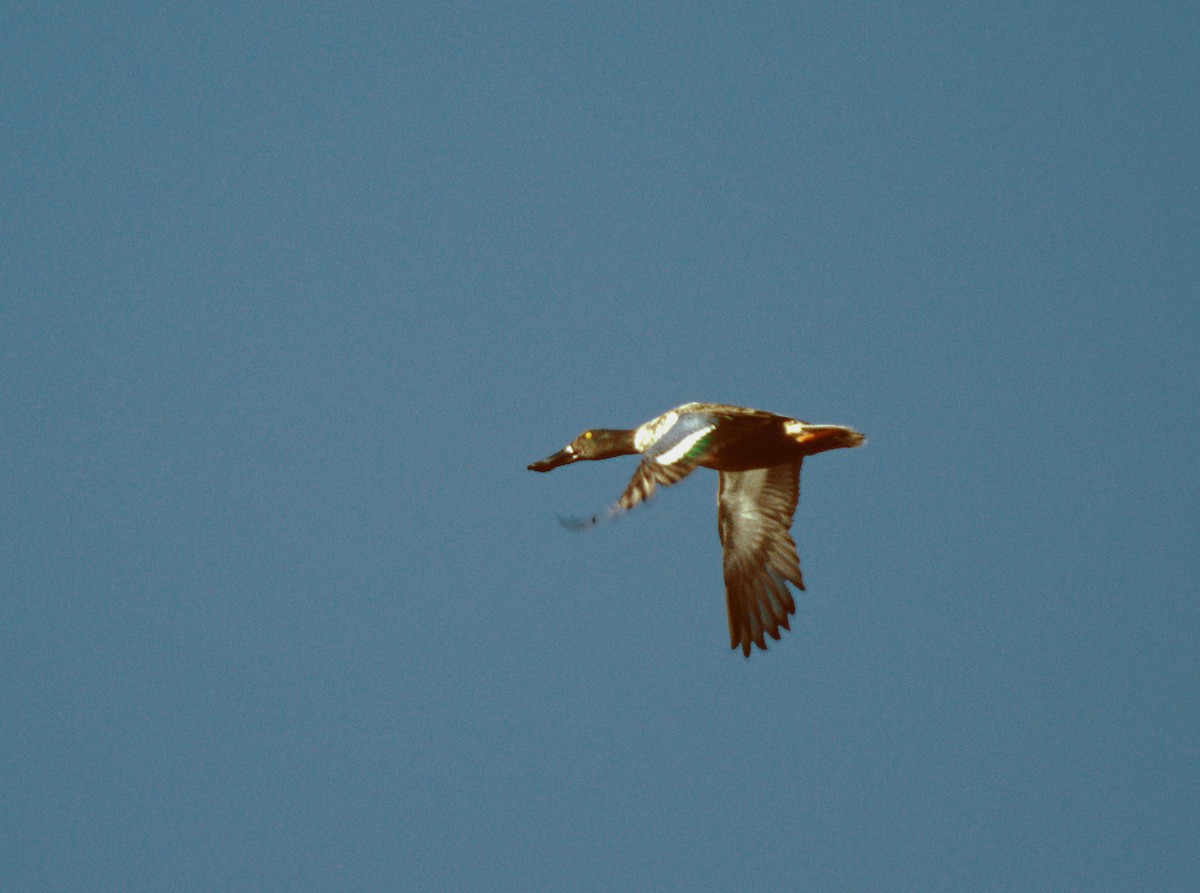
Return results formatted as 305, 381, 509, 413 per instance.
528, 402, 864, 657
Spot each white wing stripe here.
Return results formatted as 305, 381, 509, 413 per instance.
654, 424, 716, 466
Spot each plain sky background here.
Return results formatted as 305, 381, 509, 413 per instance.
4, 3, 1198, 890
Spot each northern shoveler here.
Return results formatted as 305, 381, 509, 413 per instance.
528, 402, 864, 657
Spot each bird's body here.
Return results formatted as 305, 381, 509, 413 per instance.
528, 402, 864, 656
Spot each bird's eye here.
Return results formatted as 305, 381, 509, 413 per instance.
584, 431, 593, 439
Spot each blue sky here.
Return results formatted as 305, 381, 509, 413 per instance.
4, 3, 1198, 890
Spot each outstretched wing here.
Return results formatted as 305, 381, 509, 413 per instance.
717, 461, 804, 656
610, 410, 722, 514
615, 454, 699, 513
560, 424, 706, 530
561, 454, 700, 530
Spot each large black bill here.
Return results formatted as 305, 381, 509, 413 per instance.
528, 446, 575, 472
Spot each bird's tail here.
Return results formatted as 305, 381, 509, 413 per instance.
784, 422, 865, 455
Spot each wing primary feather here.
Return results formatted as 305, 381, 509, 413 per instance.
717, 462, 806, 656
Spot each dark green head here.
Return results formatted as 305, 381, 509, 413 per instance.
528, 428, 637, 472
